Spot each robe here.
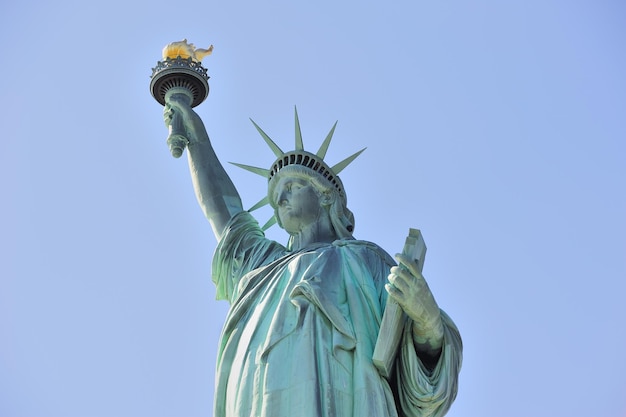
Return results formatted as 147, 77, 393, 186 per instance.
211, 212, 462, 417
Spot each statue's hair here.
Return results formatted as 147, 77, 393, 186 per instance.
270, 165, 355, 243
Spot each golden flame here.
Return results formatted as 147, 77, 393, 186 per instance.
162, 39, 213, 63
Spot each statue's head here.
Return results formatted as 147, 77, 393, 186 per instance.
231, 108, 364, 240
268, 163, 355, 240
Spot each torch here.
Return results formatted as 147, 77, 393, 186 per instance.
150, 40, 213, 158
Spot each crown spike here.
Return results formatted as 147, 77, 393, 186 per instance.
248, 195, 270, 212
316, 121, 337, 159
261, 216, 278, 231
331, 147, 366, 174
231, 111, 365, 233
294, 106, 304, 151
229, 162, 269, 178
250, 118, 284, 158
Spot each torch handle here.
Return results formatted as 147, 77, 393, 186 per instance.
164, 89, 194, 159
167, 110, 187, 158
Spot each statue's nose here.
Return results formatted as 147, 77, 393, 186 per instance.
277, 190, 289, 206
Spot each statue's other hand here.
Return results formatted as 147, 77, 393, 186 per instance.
387, 253, 444, 354
386, 254, 441, 329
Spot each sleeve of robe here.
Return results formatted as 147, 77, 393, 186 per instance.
211, 211, 286, 304
395, 310, 463, 417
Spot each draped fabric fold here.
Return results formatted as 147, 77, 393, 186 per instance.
211, 212, 462, 417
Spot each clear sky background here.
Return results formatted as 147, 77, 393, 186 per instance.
1, 1, 625, 416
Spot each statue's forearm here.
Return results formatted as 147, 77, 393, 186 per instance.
187, 139, 243, 239
412, 316, 444, 367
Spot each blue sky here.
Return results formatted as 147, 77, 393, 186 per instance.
1, 1, 625, 416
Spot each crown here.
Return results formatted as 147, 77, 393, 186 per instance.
231, 107, 365, 230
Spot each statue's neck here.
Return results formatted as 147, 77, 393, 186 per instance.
289, 215, 338, 251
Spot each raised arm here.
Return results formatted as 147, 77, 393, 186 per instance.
164, 96, 243, 240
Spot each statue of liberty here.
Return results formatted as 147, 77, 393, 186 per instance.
163, 99, 462, 417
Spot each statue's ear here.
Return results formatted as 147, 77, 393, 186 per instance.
321, 190, 335, 206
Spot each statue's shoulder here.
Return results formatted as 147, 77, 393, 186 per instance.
332, 239, 396, 266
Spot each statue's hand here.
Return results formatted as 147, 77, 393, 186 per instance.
163, 95, 208, 147
387, 253, 444, 352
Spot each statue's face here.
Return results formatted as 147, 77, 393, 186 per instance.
272, 176, 322, 234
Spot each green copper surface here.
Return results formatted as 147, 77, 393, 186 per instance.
157, 99, 462, 416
